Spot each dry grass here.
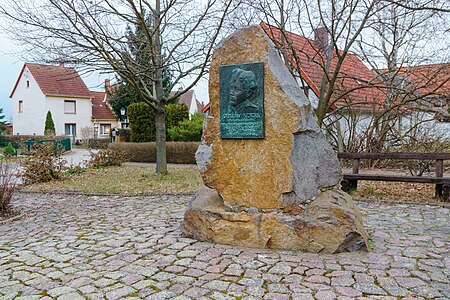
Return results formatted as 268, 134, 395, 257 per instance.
23, 166, 203, 194
351, 180, 444, 203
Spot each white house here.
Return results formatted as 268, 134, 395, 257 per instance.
9, 63, 118, 141
178, 90, 204, 117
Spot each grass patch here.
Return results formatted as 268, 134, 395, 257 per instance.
353, 180, 441, 202
23, 165, 202, 194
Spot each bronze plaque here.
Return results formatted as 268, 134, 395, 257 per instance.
220, 62, 264, 139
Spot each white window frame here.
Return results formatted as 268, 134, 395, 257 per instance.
64, 100, 76, 114
65, 123, 76, 136
18, 100, 23, 113
99, 124, 111, 136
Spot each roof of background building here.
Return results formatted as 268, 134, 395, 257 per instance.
91, 91, 117, 120
10, 63, 92, 98
260, 22, 387, 112
377, 63, 450, 97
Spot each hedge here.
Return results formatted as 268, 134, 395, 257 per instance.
88, 138, 110, 149
108, 142, 199, 164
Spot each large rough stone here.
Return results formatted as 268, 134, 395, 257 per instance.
186, 24, 368, 253
196, 25, 341, 209
184, 186, 368, 253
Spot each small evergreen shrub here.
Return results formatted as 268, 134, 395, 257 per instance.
3, 143, 16, 157
127, 102, 156, 142
44, 111, 56, 136
20, 143, 67, 184
88, 149, 125, 168
165, 103, 189, 129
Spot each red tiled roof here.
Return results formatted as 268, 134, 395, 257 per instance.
91, 91, 117, 120
378, 63, 450, 97
261, 22, 386, 112
10, 63, 92, 98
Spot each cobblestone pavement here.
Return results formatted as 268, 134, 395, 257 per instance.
0, 193, 449, 300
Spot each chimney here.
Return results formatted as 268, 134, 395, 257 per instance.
105, 79, 111, 91
313, 27, 329, 53
59, 62, 65, 67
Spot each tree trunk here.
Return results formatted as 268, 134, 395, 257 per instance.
153, 0, 167, 175
155, 102, 167, 175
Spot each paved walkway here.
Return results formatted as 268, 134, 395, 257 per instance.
0, 193, 448, 300
62, 149, 93, 167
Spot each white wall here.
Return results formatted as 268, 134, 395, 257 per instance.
45, 96, 92, 140
12, 67, 47, 136
188, 91, 198, 117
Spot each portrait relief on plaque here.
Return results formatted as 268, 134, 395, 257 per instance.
220, 62, 264, 139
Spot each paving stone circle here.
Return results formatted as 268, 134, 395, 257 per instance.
0, 192, 448, 299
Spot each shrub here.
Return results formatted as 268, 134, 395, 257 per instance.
108, 142, 199, 164
88, 149, 125, 168
127, 102, 156, 142
20, 143, 67, 184
88, 138, 110, 149
168, 113, 204, 141
128, 102, 191, 143
80, 126, 95, 146
3, 143, 16, 157
165, 103, 189, 128
44, 111, 56, 136
0, 159, 18, 212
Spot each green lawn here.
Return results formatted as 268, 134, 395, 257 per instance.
23, 166, 203, 194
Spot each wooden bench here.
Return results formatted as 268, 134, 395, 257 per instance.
337, 152, 450, 202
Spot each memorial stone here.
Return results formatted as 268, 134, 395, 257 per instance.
184, 25, 369, 253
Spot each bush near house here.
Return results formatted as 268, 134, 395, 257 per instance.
44, 111, 56, 136
20, 143, 67, 184
89, 149, 125, 168
108, 142, 199, 164
168, 113, 204, 142
88, 138, 110, 149
127, 102, 190, 142
3, 143, 16, 157
127, 102, 156, 142
0, 159, 17, 213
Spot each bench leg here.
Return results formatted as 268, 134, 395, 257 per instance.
443, 185, 449, 202
435, 184, 443, 200
341, 179, 357, 192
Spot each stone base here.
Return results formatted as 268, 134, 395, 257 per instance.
183, 186, 369, 253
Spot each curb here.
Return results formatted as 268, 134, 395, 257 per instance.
16, 189, 195, 198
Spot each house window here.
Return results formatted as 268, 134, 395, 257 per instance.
26, 80, 30, 88
18, 100, 23, 113
64, 100, 76, 114
100, 124, 111, 135
65, 123, 76, 136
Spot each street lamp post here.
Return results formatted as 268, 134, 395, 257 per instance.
120, 107, 128, 129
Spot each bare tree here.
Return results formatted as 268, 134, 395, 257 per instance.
235, 0, 449, 152
0, 0, 233, 174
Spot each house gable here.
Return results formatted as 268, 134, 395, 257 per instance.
260, 22, 386, 112
10, 63, 91, 99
